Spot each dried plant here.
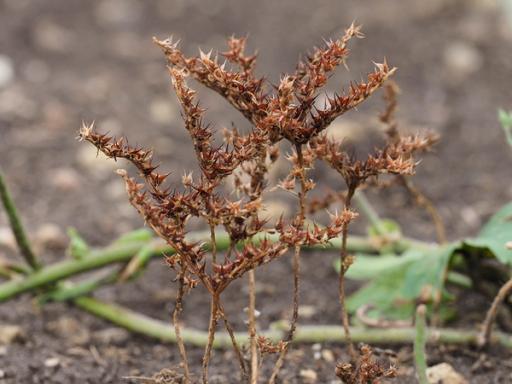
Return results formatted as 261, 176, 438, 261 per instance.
335, 344, 398, 384
79, 24, 433, 383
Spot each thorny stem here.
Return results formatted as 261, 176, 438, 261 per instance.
173, 267, 190, 383
269, 144, 306, 384
248, 270, 258, 384
340, 185, 356, 361
225, 241, 234, 262
414, 304, 429, 384
202, 295, 219, 384
218, 300, 248, 380
477, 277, 512, 348
209, 222, 217, 264
0, 169, 41, 271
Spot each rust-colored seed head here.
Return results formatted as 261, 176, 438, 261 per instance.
80, 26, 433, 381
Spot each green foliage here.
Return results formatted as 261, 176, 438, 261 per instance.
367, 219, 401, 239
464, 202, 512, 265
499, 109, 512, 148
113, 228, 153, 245
67, 228, 89, 260
339, 202, 512, 320
344, 244, 457, 320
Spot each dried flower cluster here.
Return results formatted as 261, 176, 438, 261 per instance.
335, 345, 398, 384
79, 24, 433, 383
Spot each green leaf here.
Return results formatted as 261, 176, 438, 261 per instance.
464, 202, 512, 265
346, 244, 458, 320
367, 219, 402, 254
401, 243, 458, 299
113, 228, 153, 245
336, 252, 418, 280
499, 109, 512, 148
66, 228, 89, 260
368, 219, 401, 238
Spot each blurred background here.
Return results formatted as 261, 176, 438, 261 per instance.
1, 0, 512, 250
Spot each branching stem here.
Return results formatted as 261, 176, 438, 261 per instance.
202, 295, 219, 384
339, 185, 356, 361
248, 269, 258, 384
414, 304, 429, 384
478, 277, 512, 347
173, 267, 190, 383
269, 144, 307, 384
0, 169, 41, 270
218, 300, 248, 380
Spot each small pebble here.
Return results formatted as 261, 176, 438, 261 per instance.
322, 349, 335, 362
52, 167, 81, 191
299, 305, 317, 319
35, 223, 66, 249
443, 41, 483, 83
149, 98, 176, 125
426, 362, 468, 384
300, 369, 317, 382
93, 327, 130, 345
0, 227, 16, 251
44, 357, 60, 368
0, 55, 14, 89
0, 325, 24, 344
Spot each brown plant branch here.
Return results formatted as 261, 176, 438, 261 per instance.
477, 277, 512, 348
339, 186, 357, 361
202, 296, 219, 384
248, 270, 258, 384
268, 144, 308, 384
173, 267, 190, 382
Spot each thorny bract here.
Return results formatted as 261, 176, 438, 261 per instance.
79, 24, 434, 383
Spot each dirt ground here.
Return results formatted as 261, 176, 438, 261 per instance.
1, 0, 512, 383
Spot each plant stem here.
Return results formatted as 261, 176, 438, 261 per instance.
248, 269, 258, 384
202, 295, 219, 384
174, 267, 190, 383
353, 191, 387, 235
0, 169, 41, 270
339, 186, 356, 360
0, 231, 432, 303
38, 270, 118, 303
477, 277, 512, 347
269, 144, 306, 384
209, 222, 217, 264
72, 296, 512, 349
218, 300, 247, 380
414, 304, 429, 384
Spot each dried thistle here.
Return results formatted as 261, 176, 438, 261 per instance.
335, 344, 398, 384
79, 24, 432, 383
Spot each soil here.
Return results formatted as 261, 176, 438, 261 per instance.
1, 0, 512, 383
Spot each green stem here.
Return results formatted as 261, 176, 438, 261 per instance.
38, 270, 119, 303
0, 231, 422, 303
353, 191, 387, 235
73, 296, 512, 349
0, 241, 164, 302
0, 169, 41, 270
414, 304, 429, 384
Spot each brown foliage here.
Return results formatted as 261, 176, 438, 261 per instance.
80, 24, 431, 383
335, 345, 398, 384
